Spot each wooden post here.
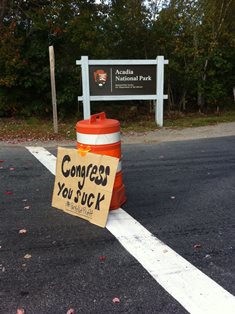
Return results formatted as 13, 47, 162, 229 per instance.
49, 45, 58, 133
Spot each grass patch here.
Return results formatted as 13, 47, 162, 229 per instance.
0, 117, 76, 142
0, 110, 235, 142
163, 111, 235, 129
121, 120, 157, 132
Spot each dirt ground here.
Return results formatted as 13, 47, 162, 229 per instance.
121, 121, 235, 144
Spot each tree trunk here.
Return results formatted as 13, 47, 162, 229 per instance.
197, 88, 204, 113
197, 59, 208, 113
0, 0, 8, 19
179, 90, 186, 112
149, 100, 154, 114
167, 80, 174, 112
233, 87, 235, 104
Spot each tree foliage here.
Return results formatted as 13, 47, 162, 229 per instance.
0, 0, 234, 117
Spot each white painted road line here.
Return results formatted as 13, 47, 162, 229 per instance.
27, 146, 235, 314
107, 209, 235, 314
26, 146, 56, 175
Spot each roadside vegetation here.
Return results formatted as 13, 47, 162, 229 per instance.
0, 0, 235, 121
1, 109, 235, 142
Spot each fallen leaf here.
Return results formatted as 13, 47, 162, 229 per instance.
0, 160, 4, 163
66, 308, 75, 314
99, 255, 106, 262
4, 191, 13, 195
163, 249, 168, 253
19, 229, 27, 234
112, 297, 120, 304
9, 167, 15, 171
0, 166, 3, 169
22, 199, 27, 202
16, 308, 25, 314
24, 206, 30, 210
170, 196, 175, 199
194, 244, 202, 249
23, 254, 32, 259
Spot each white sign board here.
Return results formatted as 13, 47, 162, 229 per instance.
76, 56, 168, 127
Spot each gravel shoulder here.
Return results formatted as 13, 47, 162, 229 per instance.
0, 122, 235, 147
122, 122, 235, 144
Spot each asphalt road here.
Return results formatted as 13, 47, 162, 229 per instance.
0, 135, 235, 313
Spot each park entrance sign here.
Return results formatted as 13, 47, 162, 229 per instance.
76, 56, 168, 126
90, 65, 157, 96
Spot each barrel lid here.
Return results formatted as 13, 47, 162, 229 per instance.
76, 112, 120, 135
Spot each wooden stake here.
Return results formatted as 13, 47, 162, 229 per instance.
49, 45, 58, 133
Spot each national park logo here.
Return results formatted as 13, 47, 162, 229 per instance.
94, 69, 107, 87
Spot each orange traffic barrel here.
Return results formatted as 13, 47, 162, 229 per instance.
76, 112, 126, 210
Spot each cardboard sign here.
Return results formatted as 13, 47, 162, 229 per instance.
52, 147, 119, 228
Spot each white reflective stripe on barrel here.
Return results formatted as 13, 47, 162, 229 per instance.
117, 160, 122, 173
77, 132, 120, 145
